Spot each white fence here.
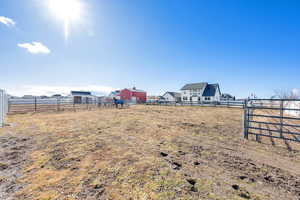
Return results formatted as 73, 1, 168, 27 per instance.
146, 100, 245, 108
0, 89, 8, 127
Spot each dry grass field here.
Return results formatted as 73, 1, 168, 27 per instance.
1, 105, 300, 200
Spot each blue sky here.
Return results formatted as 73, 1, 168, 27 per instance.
1, 0, 300, 97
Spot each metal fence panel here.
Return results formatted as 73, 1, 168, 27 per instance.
244, 99, 300, 143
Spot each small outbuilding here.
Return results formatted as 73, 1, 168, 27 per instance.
71, 91, 96, 104
120, 87, 147, 103
110, 87, 147, 103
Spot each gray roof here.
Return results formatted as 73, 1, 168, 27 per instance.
221, 93, 234, 98
164, 92, 181, 98
202, 84, 220, 97
71, 91, 92, 96
181, 82, 208, 90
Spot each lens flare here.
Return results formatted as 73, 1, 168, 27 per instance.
48, 0, 83, 40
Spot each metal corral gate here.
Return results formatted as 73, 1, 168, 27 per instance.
0, 89, 8, 127
244, 99, 300, 143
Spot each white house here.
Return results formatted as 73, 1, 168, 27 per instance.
180, 82, 221, 102
162, 92, 181, 102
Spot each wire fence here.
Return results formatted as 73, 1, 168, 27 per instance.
0, 90, 8, 127
7, 95, 300, 147
8, 97, 116, 114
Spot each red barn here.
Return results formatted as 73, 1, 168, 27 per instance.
119, 87, 147, 103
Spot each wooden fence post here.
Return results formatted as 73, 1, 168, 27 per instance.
57, 98, 60, 111
34, 97, 37, 112
8, 99, 11, 114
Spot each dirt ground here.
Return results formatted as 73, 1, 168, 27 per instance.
0, 105, 300, 200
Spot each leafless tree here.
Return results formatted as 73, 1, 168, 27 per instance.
272, 89, 300, 108
273, 89, 300, 99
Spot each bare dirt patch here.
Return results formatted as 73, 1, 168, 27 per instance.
1, 105, 300, 199
0, 134, 33, 200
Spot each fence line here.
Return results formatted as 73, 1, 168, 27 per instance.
146, 100, 245, 108
0, 90, 8, 127
8, 97, 116, 114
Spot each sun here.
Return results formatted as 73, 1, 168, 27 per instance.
48, 0, 83, 40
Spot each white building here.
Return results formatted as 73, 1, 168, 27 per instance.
0, 89, 8, 127
108, 90, 121, 99
285, 101, 300, 117
70, 91, 98, 104
180, 82, 221, 102
162, 92, 181, 102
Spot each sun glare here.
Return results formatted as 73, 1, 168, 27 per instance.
48, 0, 83, 40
